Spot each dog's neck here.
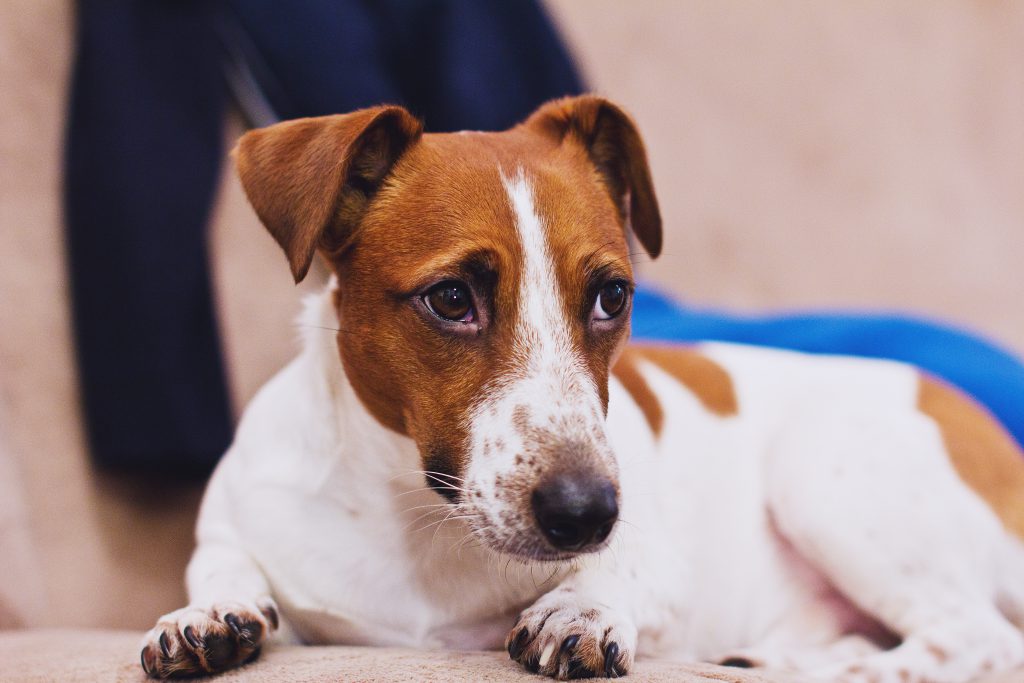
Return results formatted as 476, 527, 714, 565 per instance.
299, 281, 422, 489
291, 282, 570, 636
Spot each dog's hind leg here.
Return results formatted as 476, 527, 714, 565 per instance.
764, 409, 1024, 683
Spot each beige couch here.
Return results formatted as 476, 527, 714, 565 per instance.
1, 1, 1022, 680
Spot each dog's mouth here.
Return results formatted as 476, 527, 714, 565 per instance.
479, 523, 617, 563
457, 482, 620, 563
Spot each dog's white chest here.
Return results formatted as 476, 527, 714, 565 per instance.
234, 484, 537, 649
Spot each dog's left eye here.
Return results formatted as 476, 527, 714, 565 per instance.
593, 281, 629, 321
424, 281, 475, 322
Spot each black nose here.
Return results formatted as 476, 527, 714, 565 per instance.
531, 472, 618, 551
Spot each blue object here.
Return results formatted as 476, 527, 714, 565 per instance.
632, 285, 1024, 449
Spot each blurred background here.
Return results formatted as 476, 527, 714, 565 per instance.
1, 0, 1022, 633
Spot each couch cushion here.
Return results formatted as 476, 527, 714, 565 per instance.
0, 629, 791, 682
4, 629, 1023, 682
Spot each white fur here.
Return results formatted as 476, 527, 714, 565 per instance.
157, 289, 1024, 682
148, 173, 1024, 681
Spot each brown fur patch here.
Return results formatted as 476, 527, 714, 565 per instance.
611, 348, 664, 435
918, 376, 1024, 538
235, 107, 422, 282
629, 344, 739, 417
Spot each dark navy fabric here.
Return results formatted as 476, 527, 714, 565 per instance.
229, 0, 582, 132
65, 1, 232, 479
64, 0, 583, 477
632, 286, 1024, 449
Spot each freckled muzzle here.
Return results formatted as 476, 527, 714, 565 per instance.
530, 470, 619, 552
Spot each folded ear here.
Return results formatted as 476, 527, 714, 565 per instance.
526, 96, 662, 258
234, 106, 423, 282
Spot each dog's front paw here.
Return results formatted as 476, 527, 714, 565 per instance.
506, 593, 637, 679
139, 598, 279, 678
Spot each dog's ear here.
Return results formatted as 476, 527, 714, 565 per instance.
526, 96, 662, 258
234, 106, 423, 282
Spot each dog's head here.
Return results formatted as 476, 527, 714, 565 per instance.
235, 96, 661, 561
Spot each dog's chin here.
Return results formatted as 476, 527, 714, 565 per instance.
483, 532, 613, 564
463, 506, 616, 563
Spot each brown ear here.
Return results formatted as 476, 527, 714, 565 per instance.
234, 106, 423, 282
526, 96, 662, 258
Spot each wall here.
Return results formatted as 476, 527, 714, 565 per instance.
547, 0, 1024, 354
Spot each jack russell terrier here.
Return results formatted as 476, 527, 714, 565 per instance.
141, 96, 1024, 682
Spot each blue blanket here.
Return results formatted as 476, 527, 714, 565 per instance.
632, 287, 1024, 449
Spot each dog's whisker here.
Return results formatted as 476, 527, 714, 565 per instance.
503, 555, 514, 586
400, 502, 451, 514
295, 323, 359, 335
390, 470, 467, 484
394, 487, 446, 498
422, 473, 469, 493
414, 511, 474, 538
401, 507, 452, 531
417, 470, 466, 483
615, 517, 643, 535
445, 529, 482, 560
429, 509, 475, 547
393, 485, 465, 499
540, 563, 561, 588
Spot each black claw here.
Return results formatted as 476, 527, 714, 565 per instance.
225, 612, 259, 648
560, 634, 580, 655
158, 631, 171, 659
603, 642, 620, 678
508, 627, 529, 660
719, 656, 755, 668
183, 625, 203, 650
140, 650, 152, 676
224, 613, 242, 636
260, 605, 279, 631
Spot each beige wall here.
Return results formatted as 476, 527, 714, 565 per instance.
547, 0, 1024, 355
1, 0, 1022, 630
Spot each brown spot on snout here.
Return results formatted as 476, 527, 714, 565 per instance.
925, 642, 950, 664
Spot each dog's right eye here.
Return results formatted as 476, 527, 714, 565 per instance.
423, 281, 475, 322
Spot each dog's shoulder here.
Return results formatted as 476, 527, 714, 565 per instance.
613, 344, 737, 432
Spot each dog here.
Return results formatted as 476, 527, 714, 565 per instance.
141, 96, 1024, 682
